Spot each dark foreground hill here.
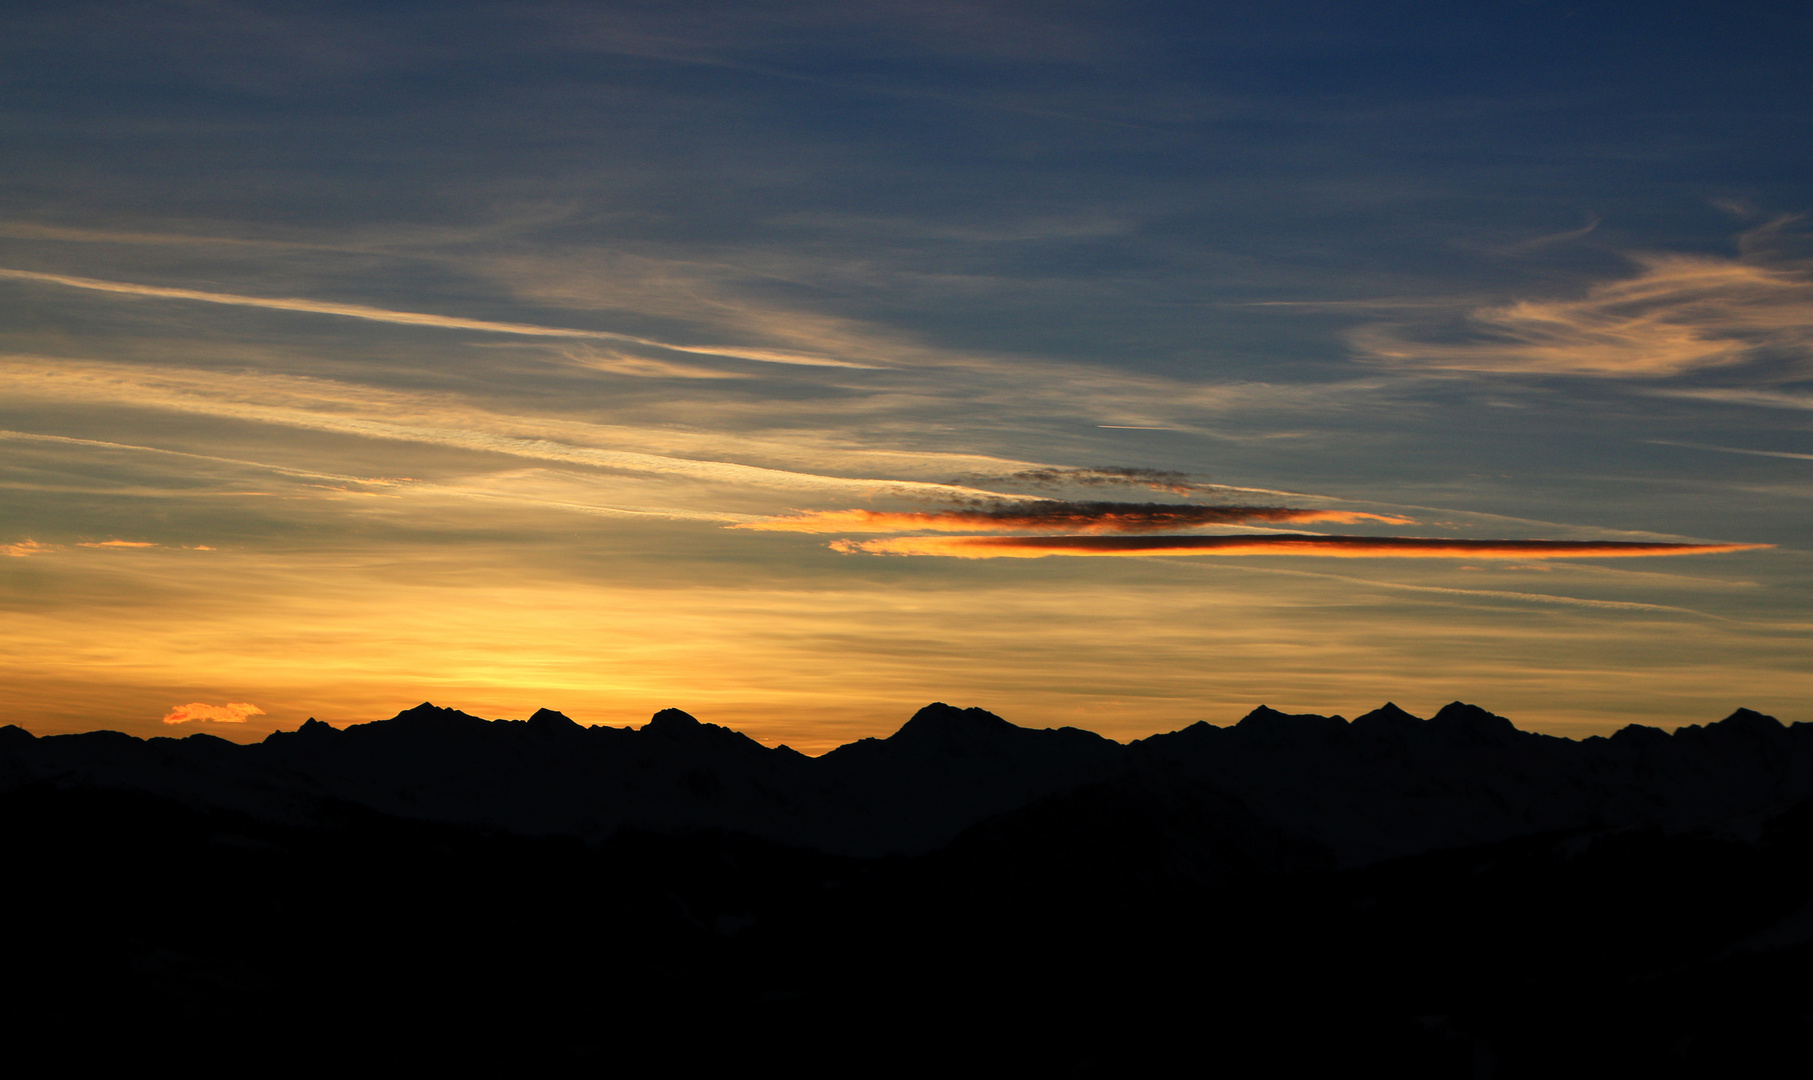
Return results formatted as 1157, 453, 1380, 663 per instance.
3, 702, 1810, 1076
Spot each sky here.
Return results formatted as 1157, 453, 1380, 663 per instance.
2, 1, 1809, 750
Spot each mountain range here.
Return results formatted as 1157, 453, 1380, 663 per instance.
6, 699, 1810, 865
4, 701, 1809, 1076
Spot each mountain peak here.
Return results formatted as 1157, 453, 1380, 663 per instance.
364, 702, 492, 735
1714, 707, 1783, 735
389, 702, 474, 723
528, 708, 580, 736
1611, 723, 1669, 746
645, 708, 702, 734
262, 717, 340, 747
1429, 701, 1519, 743
891, 703, 1017, 744
1352, 702, 1423, 734
1234, 706, 1347, 735
636, 707, 774, 754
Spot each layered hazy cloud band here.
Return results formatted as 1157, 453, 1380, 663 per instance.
831, 535, 1771, 559
735, 501, 1414, 534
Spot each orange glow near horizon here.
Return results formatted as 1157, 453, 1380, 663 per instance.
0, 533, 1802, 754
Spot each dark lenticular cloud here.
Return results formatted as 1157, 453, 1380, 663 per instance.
735, 501, 1412, 534
953, 467, 1206, 495
830, 535, 1773, 559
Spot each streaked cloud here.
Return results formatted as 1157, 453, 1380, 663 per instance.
562, 346, 750, 380
76, 540, 158, 548
664, 344, 874, 368
0, 385, 1044, 499
1162, 560, 1713, 615
473, 248, 1397, 422
162, 701, 266, 725
831, 534, 1771, 559
2, 540, 54, 557
0, 428, 417, 489
952, 466, 1205, 495
0, 220, 333, 250
0, 359, 1005, 500
0, 267, 879, 368
1498, 217, 1601, 254
1647, 388, 1813, 411
1350, 254, 1813, 377
736, 501, 1413, 534
1647, 439, 1813, 462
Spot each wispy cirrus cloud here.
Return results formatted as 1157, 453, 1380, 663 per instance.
0, 220, 335, 250
162, 701, 265, 725
1348, 254, 1813, 378
1646, 439, 1813, 462
831, 534, 1770, 559
1164, 559, 1715, 615
0, 429, 417, 488
736, 501, 1413, 534
1647, 387, 1813, 411
561, 346, 750, 380
0, 359, 1006, 500
0, 267, 878, 368
0, 371, 1045, 495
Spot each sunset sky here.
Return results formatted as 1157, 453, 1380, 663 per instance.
3, 2, 1809, 750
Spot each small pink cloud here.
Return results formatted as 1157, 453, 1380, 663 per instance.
163, 702, 267, 725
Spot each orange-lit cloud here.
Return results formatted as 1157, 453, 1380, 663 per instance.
162, 702, 267, 725
2, 539, 54, 557
76, 540, 158, 548
830, 534, 1772, 559
1351, 254, 1813, 377
736, 502, 1415, 534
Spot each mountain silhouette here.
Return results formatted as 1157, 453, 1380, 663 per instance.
6, 699, 1809, 864
3, 699, 1810, 1076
